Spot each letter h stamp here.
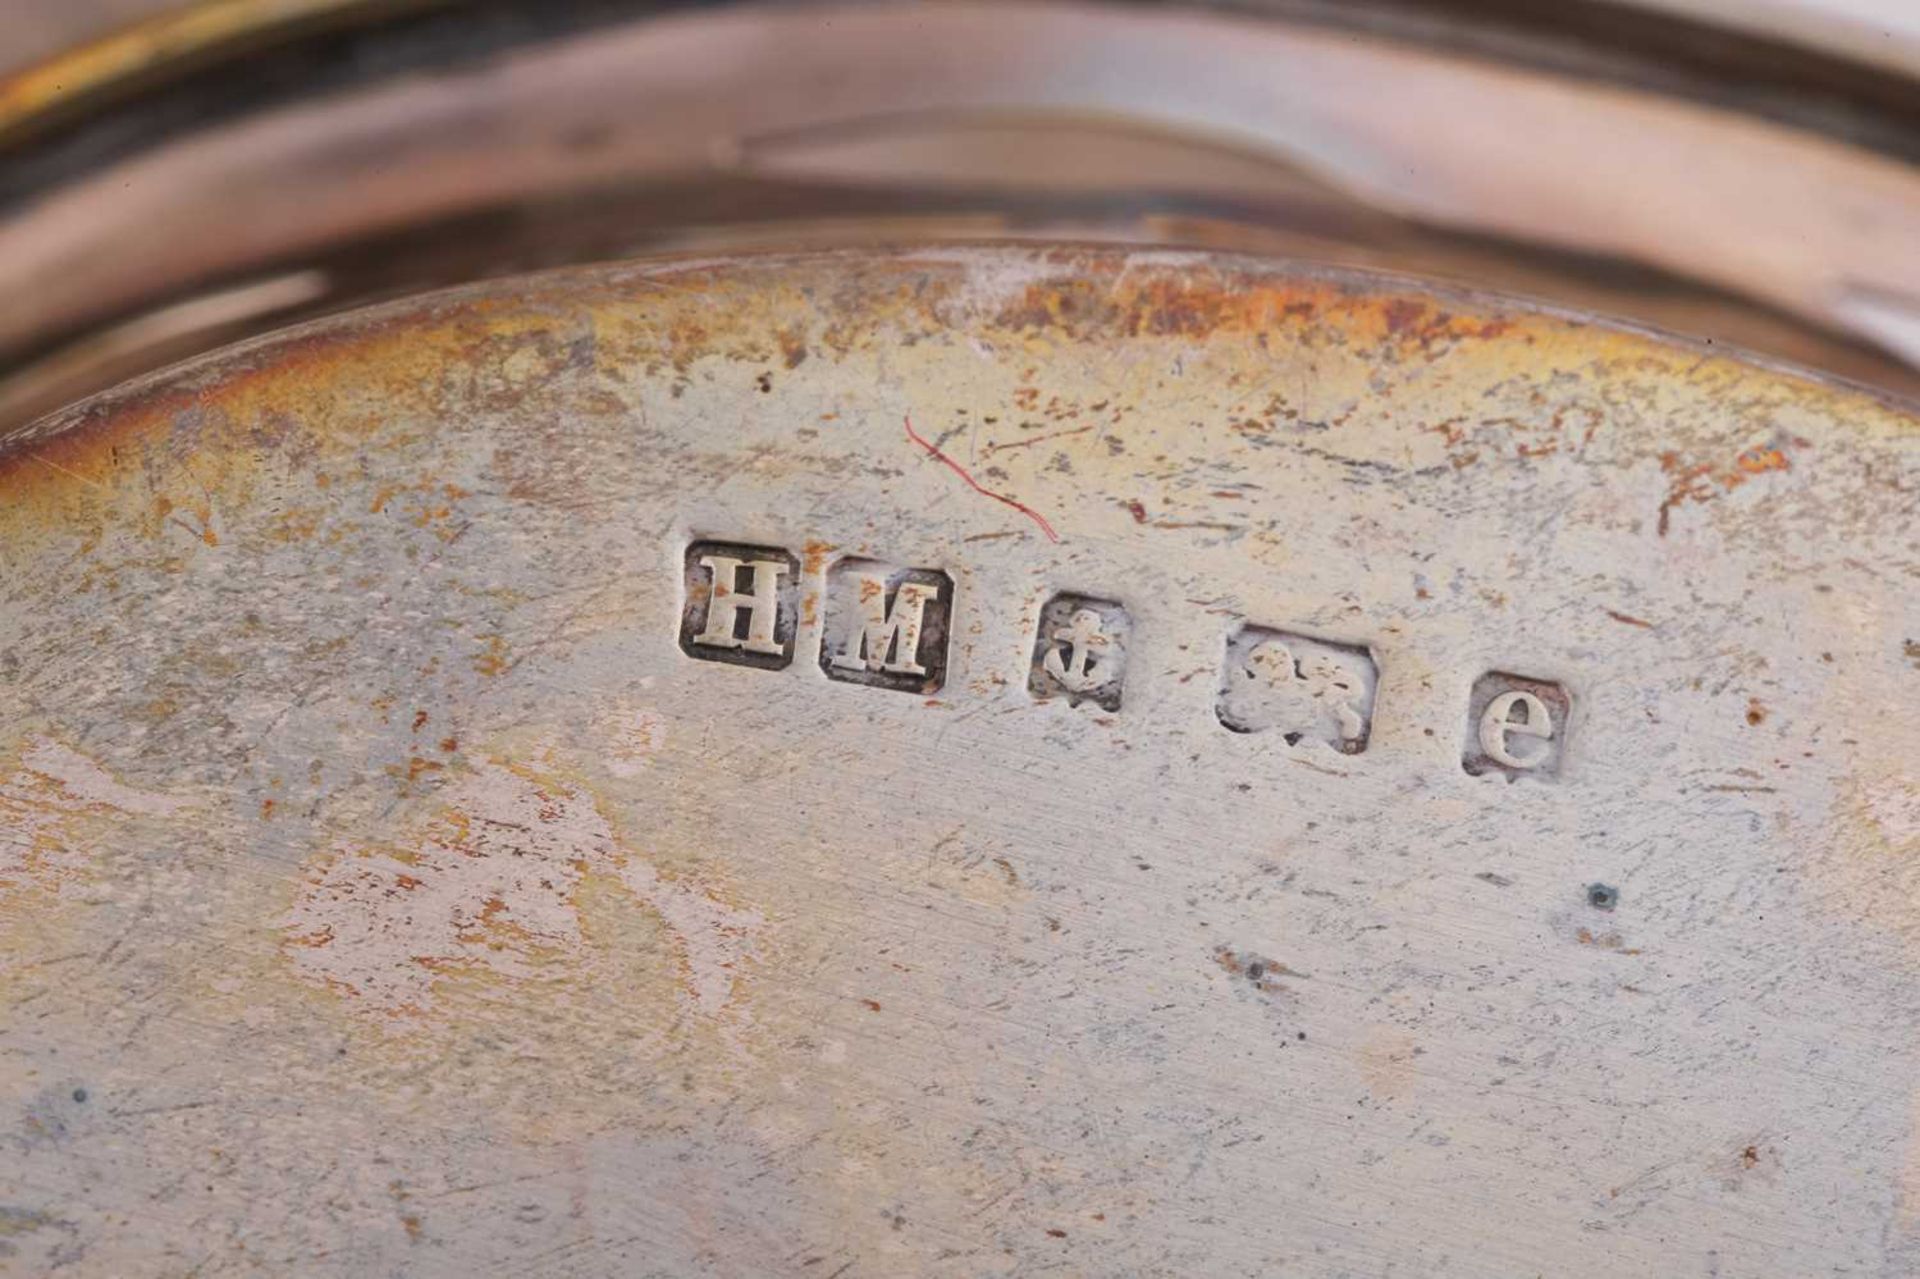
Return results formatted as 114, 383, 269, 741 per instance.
679, 540, 802, 669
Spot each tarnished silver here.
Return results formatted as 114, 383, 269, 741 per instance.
6, 0, 1920, 430
0, 247, 1916, 1275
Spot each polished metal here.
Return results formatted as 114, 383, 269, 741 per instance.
4, 0, 1920, 429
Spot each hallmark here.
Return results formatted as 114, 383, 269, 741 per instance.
1216, 625, 1377, 753
1030, 593, 1130, 712
674, 536, 1574, 772
1464, 672, 1570, 779
820, 558, 955, 695
679, 540, 800, 669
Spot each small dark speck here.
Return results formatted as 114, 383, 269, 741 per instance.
72, 1088, 88, 1103
559, 123, 616, 151
1246, 962, 1266, 980
1587, 883, 1619, 911
1046, 1228, 1068, 1238
1296, 1031, 1306, 1041
755, 372, 773, 393
1476, 871, 1514, 887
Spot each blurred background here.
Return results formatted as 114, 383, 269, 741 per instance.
2, 0, 1917, 430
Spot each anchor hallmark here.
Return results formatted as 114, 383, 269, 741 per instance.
1029, 593, 1130, 712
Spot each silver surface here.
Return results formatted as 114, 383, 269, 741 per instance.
0, 247, 1915, 1275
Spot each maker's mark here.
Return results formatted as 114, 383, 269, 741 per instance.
820, 557, 955, 695
679, 540, 800, 670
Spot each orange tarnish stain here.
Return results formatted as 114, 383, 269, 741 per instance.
404, 756, 444, 782
387, 1180, 424, 1242
777, 328, 809, 369
1657, 454, 1715, 536
801, 539, 837, 575
1746, 699, 1768, 727
412, 710, 429, 732
1658, 439, 1801, 535
1605, 609, 1656, 629
1736, 447, 1790, 475
1122, 499, 1148, 524
1382, 298, 1424, 335
364, 478, 470, 537
862, 999, 882, 1012
1576, 928, 1643, 955
471, 635, 509, 677
439, 737, 459, 754
903, 416, 1059, 543
151, 492, 219, 546
992, 272, 1510, 352
260, 798, 275, 819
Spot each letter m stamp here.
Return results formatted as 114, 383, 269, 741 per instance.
820, 557, 955, 695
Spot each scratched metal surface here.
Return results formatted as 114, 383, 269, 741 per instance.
0, 247, 1915, 1276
